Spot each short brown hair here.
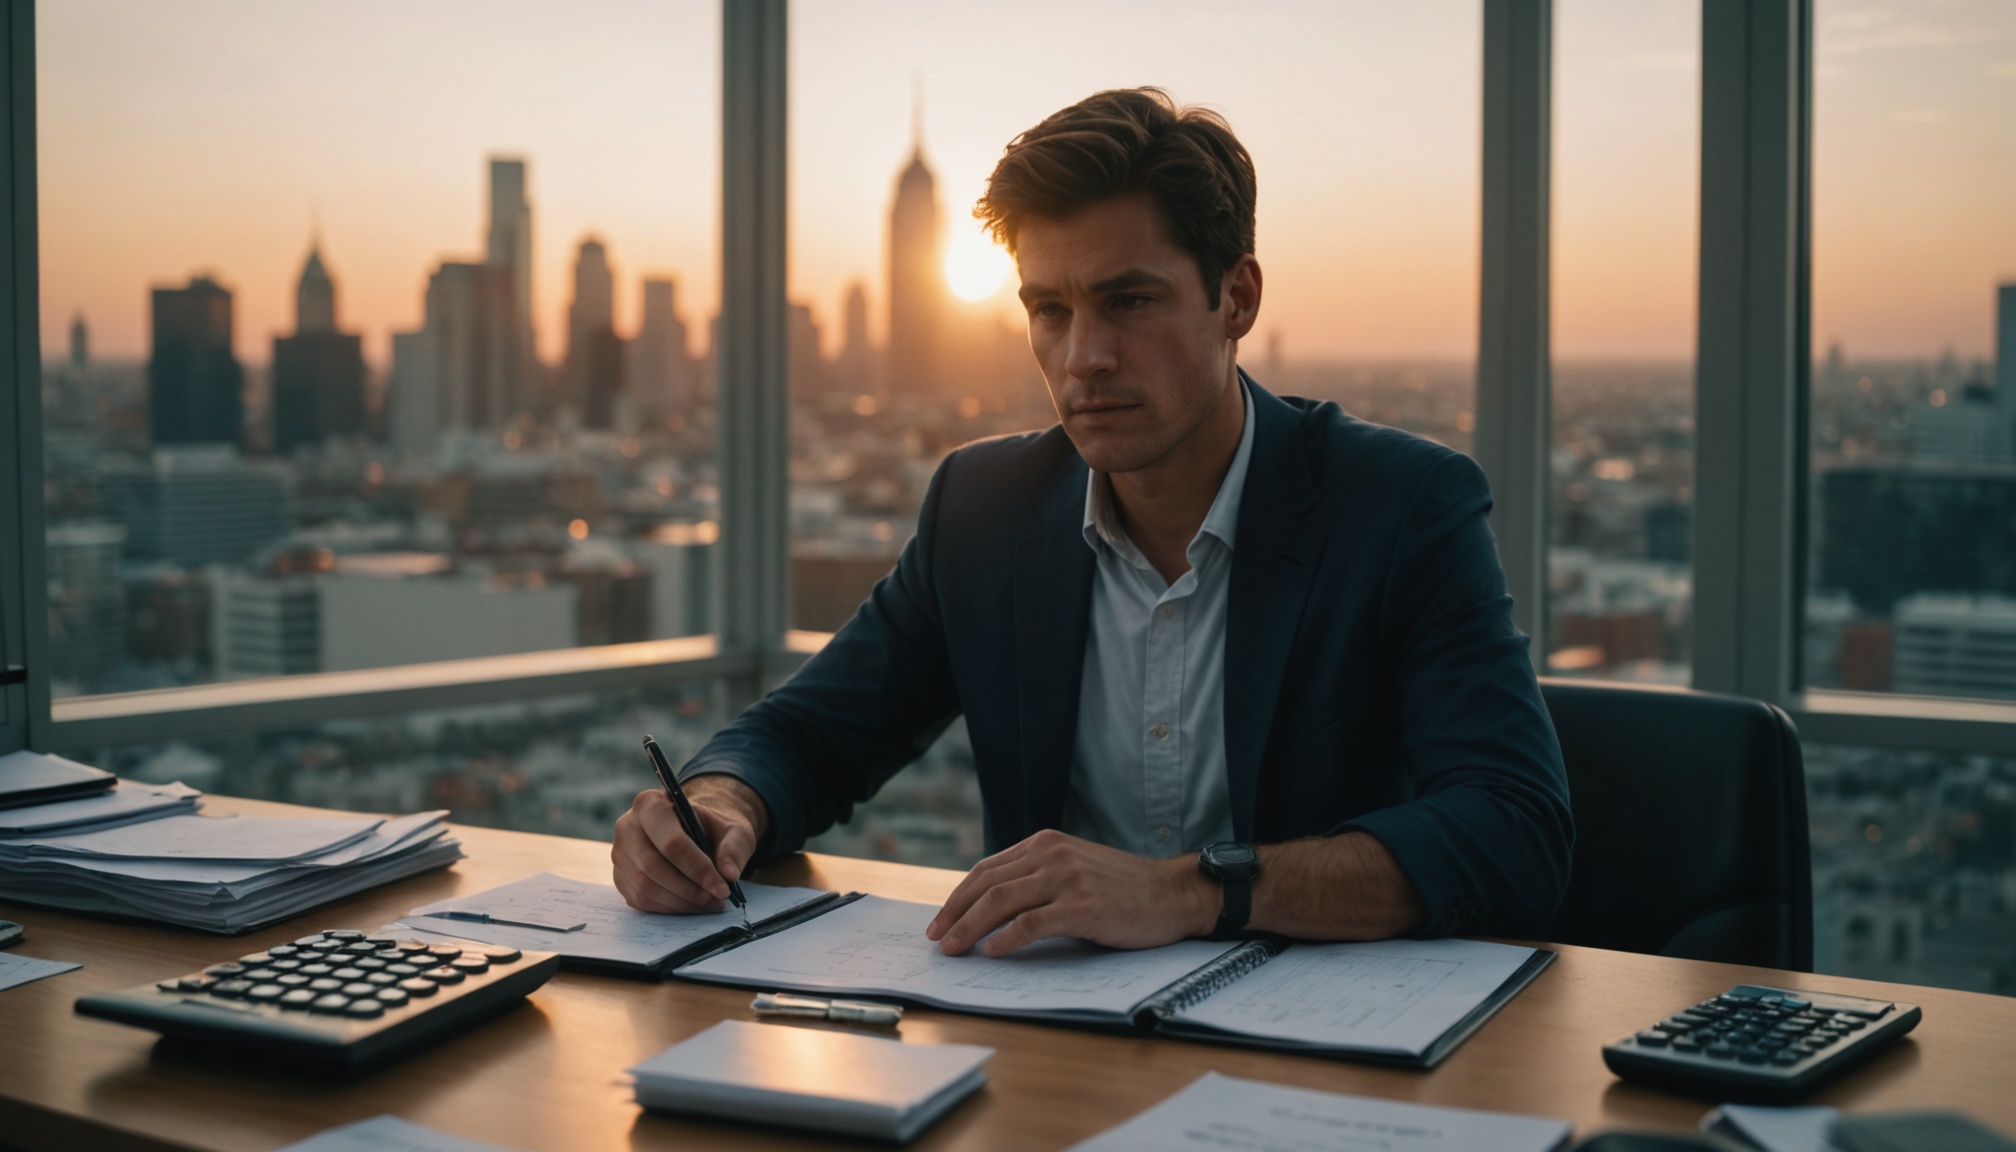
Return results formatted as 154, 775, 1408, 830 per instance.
975, 87, 1257, 310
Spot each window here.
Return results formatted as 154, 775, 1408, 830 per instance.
1546, 0, 1700, 686
1803, 0, 2016, 702
38, 1, 722, 699
783, 0, 1482, 632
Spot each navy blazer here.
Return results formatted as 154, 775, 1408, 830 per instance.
686, 379, 1574, 936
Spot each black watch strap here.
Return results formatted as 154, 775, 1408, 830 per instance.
1215, 877, 1252, 936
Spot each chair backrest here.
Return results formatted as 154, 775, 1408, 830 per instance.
1531, 678, 1813, 971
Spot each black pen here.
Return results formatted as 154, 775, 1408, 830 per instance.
642, 735, 749, 923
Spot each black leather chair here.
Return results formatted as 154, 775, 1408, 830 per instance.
1529, 678, 1813, 971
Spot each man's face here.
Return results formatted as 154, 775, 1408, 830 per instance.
1015, 195, 1258, 475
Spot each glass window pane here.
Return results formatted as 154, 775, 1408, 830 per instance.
1807, 742, 2016, 996
786, 0, 1481, 632
40, 2, 721, 699
1546, 0, 1700, 685
1804, 1, 2016, 700
74, 682, 726, 841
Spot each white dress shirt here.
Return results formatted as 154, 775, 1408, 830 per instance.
1061, 382, 1256, 857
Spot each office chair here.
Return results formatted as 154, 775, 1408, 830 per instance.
1530, 678, 1813, 971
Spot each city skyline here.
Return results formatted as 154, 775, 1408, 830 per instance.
35, 1, 2016, 369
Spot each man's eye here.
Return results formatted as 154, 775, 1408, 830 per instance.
1112, 295, 1149, 310
1031, 302, 1065, 320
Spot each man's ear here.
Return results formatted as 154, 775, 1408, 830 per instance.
1222, 255, 1263, 341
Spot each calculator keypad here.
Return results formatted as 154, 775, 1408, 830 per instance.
152, 929, 521, 1020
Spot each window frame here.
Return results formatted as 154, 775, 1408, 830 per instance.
9, 0, 2016, 762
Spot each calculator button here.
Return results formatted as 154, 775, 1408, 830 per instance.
354, 958, 387, 971
176, 976, 216, 993
1771, 1050, 1804, 1065
394, 940, 432, 954
420, 967, 465, 984
300, 963, 335, 976
278, 989, 318, 1009
210, 979, 254, 999
203, 963, 246, 978
1705, 1043, 1738, 1059
374, 987, 410, 1007
1736, 1047, 1770, 1064
343, 999, 385, 1018
308, 939, 345, 952
1841, 1018, 1867, 1030
386, 963, 421, 976
364, 936, 400, 950
397, 978, 439, 997
1672, 1035, 1703, 1052
427, 943, 464, 958
471, 945, 521, 963
239, 952, 273, 966
371, 950, 407, 963
276, 974, 311, 988
294, 934, 329, 946
332, 967, 366, 981
308, 978, 344, 992
326, 930, 367, 941
267, 944, 301, 957
269, 958, 304, 972
309, 994, 352, 1014
342, 942, 377, 955
1635, 1030, 1671, 1047
449, 956, 489, 974
245, 984, 285, 1003
340, 982, 376, 997
365, 972, 398, 986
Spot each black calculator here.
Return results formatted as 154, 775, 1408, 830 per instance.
1602, 983, 1921, 1102
75, 928, 559, 1071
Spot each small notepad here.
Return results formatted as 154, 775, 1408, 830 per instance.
628, 1019, 992, 1143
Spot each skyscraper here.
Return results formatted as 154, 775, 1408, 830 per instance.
487, 158, 534, 350
149, 276, 244, 448
271, 237, 366, 454
68, 312, 87, 372
834, 281, 873, 397
1997, 283, 2014, 453
886, 117, 943, 396
632, 277, 692, 415
419, 261, 516, 432
566, 236, 622, 426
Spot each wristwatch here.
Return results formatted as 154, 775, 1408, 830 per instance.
1197, 841, 1260, 936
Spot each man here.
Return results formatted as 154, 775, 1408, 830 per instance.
613, 88, 1571, 956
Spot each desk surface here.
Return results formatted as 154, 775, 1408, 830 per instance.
3, 796, 2013, 1152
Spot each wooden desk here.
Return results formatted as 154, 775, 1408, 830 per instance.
3, 796, 2013, 1151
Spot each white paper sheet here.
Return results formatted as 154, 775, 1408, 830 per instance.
675, 893, 1237, 1020
0, 952, 83, 993
1170, 937, 1539, 1058
1067, 1072, 1572, 1152
1708, 1104, 1845, 1152
0, 812, 382, 862
274, 1115, 516, 1152
396, 872, 831, 967
0, 780, 200, 836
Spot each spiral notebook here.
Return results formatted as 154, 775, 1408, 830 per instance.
673, 894, 1552, 1068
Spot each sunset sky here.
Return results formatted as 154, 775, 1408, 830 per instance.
35, 0, 2016, 369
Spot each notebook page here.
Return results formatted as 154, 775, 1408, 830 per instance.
676, 893, 1236, 1019
1171, 937, 1538, 1056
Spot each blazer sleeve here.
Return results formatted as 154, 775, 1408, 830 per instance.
680, 454, 963, 859
1337, 451, 1575, 935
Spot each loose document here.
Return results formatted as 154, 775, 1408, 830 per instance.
273, 1116, 516, 1152
1067, 1072, 1572, 1152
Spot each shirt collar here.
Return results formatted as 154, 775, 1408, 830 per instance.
1081, 375, 1257, 560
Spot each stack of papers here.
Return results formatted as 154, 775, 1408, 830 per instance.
0, 774, 462, 933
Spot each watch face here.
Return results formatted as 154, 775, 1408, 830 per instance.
1201, 842, 1258, 878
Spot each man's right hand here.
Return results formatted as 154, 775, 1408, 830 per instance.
612, 774, 770, 914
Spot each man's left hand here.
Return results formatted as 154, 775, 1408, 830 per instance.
925, 829, 1219, 957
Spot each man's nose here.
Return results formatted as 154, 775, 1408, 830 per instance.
1063, 314, 1119, 383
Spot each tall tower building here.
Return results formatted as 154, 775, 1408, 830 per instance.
68, 312, 87, 372
149, 276, 244, 447
271, 236, 366, 454
632, 278, 692, 415
486, 156, 534, 418
566, 236, 622, 426
835, 281, 873, 397
419, 261, 515, 433
886, 104, 944, 396
1997, 283, 2015, 455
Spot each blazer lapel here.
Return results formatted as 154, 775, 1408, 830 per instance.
1224, 380, 1325, 841
1012, 457, 1096, 840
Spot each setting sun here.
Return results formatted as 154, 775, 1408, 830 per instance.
944, 228, 1011, 302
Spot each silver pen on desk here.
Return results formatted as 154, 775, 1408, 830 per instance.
752, 991, 903, 1027
415, 909, 587, 932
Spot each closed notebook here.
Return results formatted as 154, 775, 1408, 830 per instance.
628, 1019, 993, 1143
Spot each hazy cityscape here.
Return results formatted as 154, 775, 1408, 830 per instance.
37, 129, 2016, 997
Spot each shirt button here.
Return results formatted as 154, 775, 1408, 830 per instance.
1158, 827, 1172, 841
1152, 723, 1170, 739
1161, 605, 1174, 619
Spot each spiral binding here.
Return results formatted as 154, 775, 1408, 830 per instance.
1137, 939, 1278, 1022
